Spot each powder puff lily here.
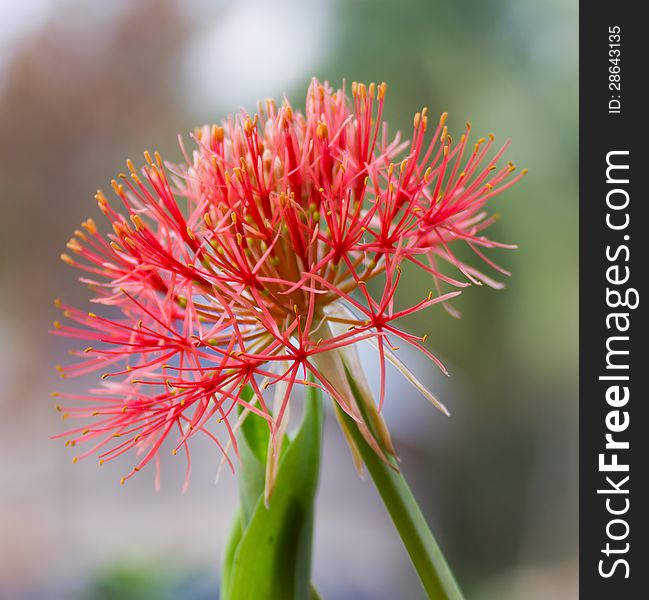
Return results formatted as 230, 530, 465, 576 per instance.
51, 78, 525, 497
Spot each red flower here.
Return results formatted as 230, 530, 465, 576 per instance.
52, 78, 525, 492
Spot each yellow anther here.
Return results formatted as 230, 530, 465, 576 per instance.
53, 321, 61, 329
204, 212, 213, 227
72, 456, 79, 464
126, 159, 136, 173
439, 112, 448, 127
186, 227, 195, 240
88, 312, 97, 318
130, 214, 144, 231
95, 194, 108, 215
82, 218, 97, 235
120, 477, 126, 485
60, 254, 74, 265
378, 82, 387, 100
316, 121, 329, 139
212, 125, 224, 143
521, 168, 529, 175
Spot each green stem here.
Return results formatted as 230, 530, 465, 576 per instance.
336, 403, 465, 600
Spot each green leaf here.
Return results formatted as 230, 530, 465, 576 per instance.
225, 385, 323, 600
236, 387, 271, 525
220, 509, 243, 599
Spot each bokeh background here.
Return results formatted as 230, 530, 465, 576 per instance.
0, 0, 577, 598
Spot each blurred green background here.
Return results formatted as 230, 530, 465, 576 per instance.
0, 0, 577, 598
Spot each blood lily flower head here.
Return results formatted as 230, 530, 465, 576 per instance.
51, 78, 525, 494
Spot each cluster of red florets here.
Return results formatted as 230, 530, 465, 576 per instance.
52, 79, 524, 487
